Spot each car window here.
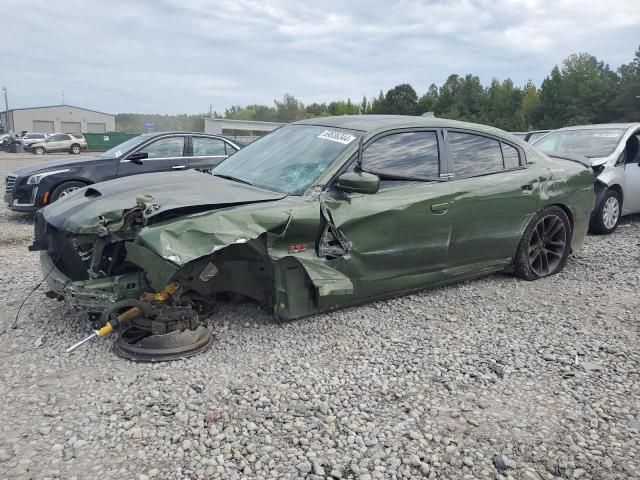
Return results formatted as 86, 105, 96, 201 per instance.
449, 132, 504, 178
49, 134, 62, 141
625, 133, 640, 164
192, 137, 226, 156
502, 143, 521, 169
71, 133, 84, 139
138, 137, 185, 159
225, 143, 238, 156
363, 131, 440, 180
527, 132, 547, 143
61, 134, 72, 141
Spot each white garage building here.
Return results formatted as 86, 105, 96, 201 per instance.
0, 105, 115, 134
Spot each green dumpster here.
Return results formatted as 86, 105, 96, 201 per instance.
84, 132, 139, 152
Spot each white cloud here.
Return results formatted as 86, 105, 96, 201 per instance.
0, 0, 638, 114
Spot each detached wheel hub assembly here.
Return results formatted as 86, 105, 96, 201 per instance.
114, 304, 213, 362
66, 283, 214, 361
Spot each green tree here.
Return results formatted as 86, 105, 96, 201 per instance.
611, 45, 640, 121
435, 74, 487, 123
305, 102, 329, 118
521, 81, 541, 129
384, 84, 418, 115
360, 95, 370, 114
485, 78, 525, 131
274, 94, 304, 122
370, 90, 387, 114
539, 53, 619, 127
416, 84, 439, 116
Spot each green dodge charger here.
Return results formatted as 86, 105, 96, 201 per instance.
32, 116, 594, 348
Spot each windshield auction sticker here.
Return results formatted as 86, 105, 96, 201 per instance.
317, 130, 356, 144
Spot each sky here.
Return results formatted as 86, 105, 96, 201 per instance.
2, 0, 639, 115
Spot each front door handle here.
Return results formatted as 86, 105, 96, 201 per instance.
431, 202, 449, 214
172, 165, 187, 170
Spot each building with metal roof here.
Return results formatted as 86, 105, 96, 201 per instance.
0, 104, 115, 134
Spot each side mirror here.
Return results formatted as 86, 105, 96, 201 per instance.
127, 151, 149, 164
335, 171, 380, 194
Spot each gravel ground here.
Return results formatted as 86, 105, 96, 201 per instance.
0, 152, 639, 480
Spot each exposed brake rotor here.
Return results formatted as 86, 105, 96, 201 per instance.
113, 304, 213, 362
114, 325, 213, 362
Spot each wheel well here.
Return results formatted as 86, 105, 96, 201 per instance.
52, 179, 92, 194
550, 203, 574, 228
608, 184, 623, 206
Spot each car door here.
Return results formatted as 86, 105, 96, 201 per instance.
622, 132, 640, 215
46, 134, 63, 152
116, 135, 187, 177
321, 130, 454, 298
188, 136, 229, 173
443, 130, 540, 276
58, 134, 72, 152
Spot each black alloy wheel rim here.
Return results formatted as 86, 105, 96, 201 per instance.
528, 214, 567, 276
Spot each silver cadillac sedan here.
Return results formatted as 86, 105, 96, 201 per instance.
534, 123, 640, 234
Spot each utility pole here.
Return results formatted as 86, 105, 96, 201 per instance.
209, 103, 213, 118
2, 86, 9, 133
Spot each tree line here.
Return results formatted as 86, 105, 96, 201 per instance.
222, 47, 640, 131
116, 47, 640, 133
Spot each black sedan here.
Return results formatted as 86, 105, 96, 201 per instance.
4, 132, 241, 213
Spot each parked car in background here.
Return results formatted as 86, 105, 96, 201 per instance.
31, 116, 595, 326
533, 123, 640, 234
512, 130, 552, 143
30, 133, 87, 155
21, 132, 49, 149
4, 132, 241, 213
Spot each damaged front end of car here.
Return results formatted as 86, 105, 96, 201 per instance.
30, 172, 354, 360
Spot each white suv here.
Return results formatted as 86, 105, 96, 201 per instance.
31, 133, 88, 155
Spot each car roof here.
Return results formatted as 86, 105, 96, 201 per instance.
553, 123, 640, 131
294, 114, 510, 137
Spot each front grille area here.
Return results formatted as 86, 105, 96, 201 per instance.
5, 175, 16, 194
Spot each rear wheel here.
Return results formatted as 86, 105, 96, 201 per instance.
70, 143, 81, 154
50, 181, 86, 202
34, 146, 45, 155
590, 189, 621, 235
514, 206, 571, 280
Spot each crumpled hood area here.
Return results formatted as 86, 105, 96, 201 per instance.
136, 204, 293, 265
42, 170, 287, 233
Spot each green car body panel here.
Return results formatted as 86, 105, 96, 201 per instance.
34, 116, 595, 320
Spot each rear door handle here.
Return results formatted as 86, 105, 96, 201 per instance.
172, 165, 187, 170
431, 202, 449, 214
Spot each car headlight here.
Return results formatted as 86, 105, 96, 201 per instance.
26, 169, 71, 185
